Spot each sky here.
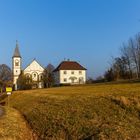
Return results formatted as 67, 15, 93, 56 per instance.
0, 0, 140, 78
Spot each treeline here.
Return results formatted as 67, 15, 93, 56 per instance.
0, 64, 12, 92
105, 33, 140, 81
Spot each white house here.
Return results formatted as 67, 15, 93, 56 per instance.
53, 61, 87, 85
12, 42, 44, 90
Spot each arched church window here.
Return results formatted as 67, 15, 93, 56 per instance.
40, 76, 43, 80
32, 73, 38, 81
39, 75, 43, 80
26, 74, 30, 78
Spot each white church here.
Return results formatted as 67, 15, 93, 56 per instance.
12, 42, 44, 90
12, 42, 87, 90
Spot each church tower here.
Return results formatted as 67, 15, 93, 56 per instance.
12, 41, 22, 90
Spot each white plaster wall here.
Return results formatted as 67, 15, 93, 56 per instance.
24, 60, 44, 82
24, 60, 44, 72
59, 70, 86, 84
13, 76, 19, 85
13, 57, 22, 85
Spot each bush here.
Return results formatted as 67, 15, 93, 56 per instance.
17, 72, 32, 90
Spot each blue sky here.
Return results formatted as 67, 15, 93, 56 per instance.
0, 0, 140, 78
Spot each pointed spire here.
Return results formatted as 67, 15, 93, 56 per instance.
13, 40, 21, 58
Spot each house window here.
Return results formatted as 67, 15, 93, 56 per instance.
64, 71, 67, 74
79, 71, 82, 74
64, 78, 67, 82
71, 71, 74, 74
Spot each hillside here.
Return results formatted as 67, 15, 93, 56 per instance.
0, 107, 36, 139
8, 83, 140, 139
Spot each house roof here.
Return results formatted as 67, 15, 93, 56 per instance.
12, 41, 21, 58
53, 61, 87, 72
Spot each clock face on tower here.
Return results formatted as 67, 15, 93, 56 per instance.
15, 59, 19, 66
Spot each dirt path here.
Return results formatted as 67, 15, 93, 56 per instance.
0, 107, 38, 140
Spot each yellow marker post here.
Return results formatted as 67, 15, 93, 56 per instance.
6, 87, 13, 110
6, 87, 13, 93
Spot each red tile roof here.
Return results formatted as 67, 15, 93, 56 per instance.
53, 61, 87, 72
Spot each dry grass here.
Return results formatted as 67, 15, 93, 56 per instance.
7, 83, 140, 139
0, 107, 37, 140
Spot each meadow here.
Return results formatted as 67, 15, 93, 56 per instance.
8, 83, 140, 139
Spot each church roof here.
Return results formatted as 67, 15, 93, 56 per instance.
24, 59, 44, 71
13, 41, 21, 58
53, 61, 87, 72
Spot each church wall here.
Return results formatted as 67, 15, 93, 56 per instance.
23, 60, 44, 88
24, 71, 43, 81
24, 60, 44, 72
12, 57, 22, 89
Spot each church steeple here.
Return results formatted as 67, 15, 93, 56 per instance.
12, 41, 22, 90
13, 40, 21, 58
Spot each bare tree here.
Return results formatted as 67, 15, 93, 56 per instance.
0, 64, 12, 82
135, 33, 140, 78
128, 38, 139, 78
46, 64, 55, 73
120, 43, 133, 78
106, 33, 140, 81
43, 64, 55, 88
0, 64, 12, 92
104, 68, 114, 81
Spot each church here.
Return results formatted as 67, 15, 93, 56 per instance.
12, 42, 87, 90
12, 42, 44, 90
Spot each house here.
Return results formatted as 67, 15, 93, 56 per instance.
53, 61, 87, 85
12, 41, 44, 90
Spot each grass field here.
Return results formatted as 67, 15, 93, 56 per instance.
0, 107, 36, 140
7, 83, 140, 139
